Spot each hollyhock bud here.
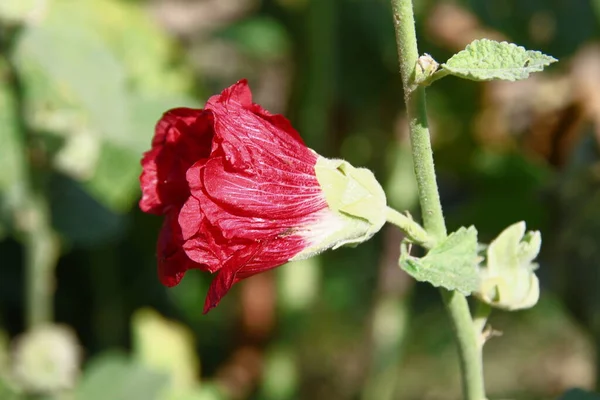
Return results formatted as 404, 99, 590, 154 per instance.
139, 79, 386, 313
476, 222, 541, 311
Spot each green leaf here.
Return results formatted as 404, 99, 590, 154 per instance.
442, 39, 557, 81
15, 18, 131, 149
76, 353, 169, 400
399, 226, 480, 295
0, 378, 19, 400
260, 347, 298, 400
559, 389, 600, 400
13, 0, 197, 213
84, 143, 141, 212
132, 309, 200, 393
169, 383, 227, 400
0, 0, 39, 22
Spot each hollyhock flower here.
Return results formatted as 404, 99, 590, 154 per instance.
140, 79, 387, 313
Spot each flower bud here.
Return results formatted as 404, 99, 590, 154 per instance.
476, 222, 541, 311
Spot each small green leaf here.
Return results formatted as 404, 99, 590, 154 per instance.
0, 377, 19, 400
132, 308, 200, 393
399, 226, 480, 294
170, 383, 228, 400
442, 39, 557, 82
76, 353, 169, 400
84, 143, 141, 212
260, 347, 299, 400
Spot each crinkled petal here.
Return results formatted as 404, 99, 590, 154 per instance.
139, 108, 213, 214
194, 156, 325, 222
178, 198, 234, 274
206, 80, 316, 172
157, 209, 210, 286
202, 233, 307, 313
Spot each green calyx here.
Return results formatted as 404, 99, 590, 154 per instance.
476, 222, 541, 311
302, 156, 387, 251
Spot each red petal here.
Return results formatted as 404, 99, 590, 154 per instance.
178, 197, 232, 274
201, 233, 307, 313
157, 209, 210, 286
152, 108, 204, 147
206, 81, 315, 172
198, 156, 324, 219
208, 79, 253, 108
139, 108, 213, 214
178, 195, 203, 241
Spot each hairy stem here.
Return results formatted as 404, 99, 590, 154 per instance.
390, 0, 486, 398
385, 207, 431, 248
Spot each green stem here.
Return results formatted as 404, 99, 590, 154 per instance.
24, 196, 59, 328
390, 0, 486, 398
385, 207, 432, 248
390, 1, 445, 241
2, 24, 59, 329
440, 291, 486, 399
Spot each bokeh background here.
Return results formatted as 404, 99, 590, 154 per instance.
1, 0, 600, 399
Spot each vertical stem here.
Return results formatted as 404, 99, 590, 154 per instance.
472, 301, 491, 342
389, 0, 486, 399
390, 0, 445, 241
24, 196, 59, 328
2, 24, 59, 329
440, 291, 486, 399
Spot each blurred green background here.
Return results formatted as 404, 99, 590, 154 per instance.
1, 0, 600, 399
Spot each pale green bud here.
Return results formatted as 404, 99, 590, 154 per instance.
476, 222, 541, 311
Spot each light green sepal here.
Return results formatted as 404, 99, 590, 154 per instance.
315, 156, 387, 243
476, 222, 541, 311
292, 157, 386, 260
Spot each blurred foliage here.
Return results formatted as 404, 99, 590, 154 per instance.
0, 0, 599, 399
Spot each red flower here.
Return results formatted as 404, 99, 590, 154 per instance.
140, 80, 342, 313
